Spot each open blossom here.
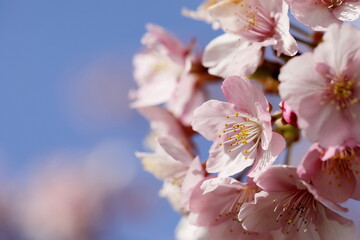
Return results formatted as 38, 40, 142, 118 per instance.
279, 24, 360, 147
298, 143, 360, 203
130, 24, 207, 125
238, 166, 355, 240
189, 177, 270, 240
286, 0, 360, 31
201, 0, 298, 78
206, 0, 297, 56
130, 24, 186, 107
192, 76, 285, 177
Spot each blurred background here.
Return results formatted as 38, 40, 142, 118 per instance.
0, 1, 359, 240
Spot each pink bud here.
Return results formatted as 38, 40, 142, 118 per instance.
280, 101, 298, 127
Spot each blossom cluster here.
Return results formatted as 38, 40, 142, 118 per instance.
131, 0, 360, 239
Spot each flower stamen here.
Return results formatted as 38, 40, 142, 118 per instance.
217, 112, 262, 159
322, 146, 360, 186
273, 191, 316, 234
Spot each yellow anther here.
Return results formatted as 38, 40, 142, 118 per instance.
248, 18, 255, 25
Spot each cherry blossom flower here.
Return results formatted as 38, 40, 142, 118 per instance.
298, 143, 360, 203
188, 177, 270, 240
130, 24, 207, 125
279, 24, 360, 147
285, 0, 360, 31
206, 0, 297, 56
192, 76, 285, 177
238, 166, 355, 240
130, 24, 186, 107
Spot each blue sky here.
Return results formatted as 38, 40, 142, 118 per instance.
0, 1, 219, 239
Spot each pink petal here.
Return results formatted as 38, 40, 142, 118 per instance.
248, 132, 286, 178
181, 157, 206, 198
255, 102, 272, 150
192, 100, 236, 141
202, 34, 263, 78
221, 76, 269, 117
299, 145, 355, 203
304, 182, 349, 213
168, 72, 205, 126
273, 2, 298, 56
313, 164, 355, 203
206, 141, 254, 176
314, 24, 360, 75
351, 170, 360, 200
297, 144, 323, 181
279, 53, 324, 113
142, 24, 186, 62
130, 66, 178, 107
178, 86, 206, 127
158, 137, 194, 165
182, 162, 207, 212
136, 106, 190, 147
207, 0, 247, 36
189, 177, 245, 226
286, 0, 341, 30
302, 103, 351, 147
255, 165, 304, 192
238, 191, 283, 233
136, 151, 187, 180
316, 204, 355, 240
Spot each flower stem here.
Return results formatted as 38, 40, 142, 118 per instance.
285, 143, 293, 166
